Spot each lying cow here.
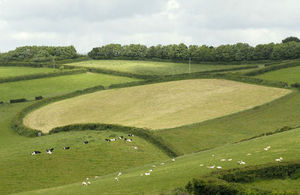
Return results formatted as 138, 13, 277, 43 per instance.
31, 151, 41, 155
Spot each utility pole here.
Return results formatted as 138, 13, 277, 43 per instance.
189, 57, 191, 73
52, 56, 56, 69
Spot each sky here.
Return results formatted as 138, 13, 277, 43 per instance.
0, 0, 300, 53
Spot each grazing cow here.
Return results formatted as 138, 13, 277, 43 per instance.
118, 136, 124, 139
125, 138, 132, 142
46, 148, 54, 154
31, 151, 41, 155
128, 134, 134, 137
110, 138, 116, 142
84, 141, 89, 144
105, 139, 111, 142
63, 147, 70, 150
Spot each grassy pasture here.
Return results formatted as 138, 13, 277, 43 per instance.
156, 92, 300, 155
255, 65, 300, 84
23, 79, 290, 133
0, 66, 57, 78
0, 72, 139, 102
65, 60, 256, 75
243, 179, 300, 192
16, 128, 300, 195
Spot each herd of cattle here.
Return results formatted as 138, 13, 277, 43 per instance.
31, 134, 135, 155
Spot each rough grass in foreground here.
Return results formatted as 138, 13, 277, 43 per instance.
23, 79, 290, 133
16, 128, 300, 195
65, 60, 257, 75
0, 130, 168, 194
0, 72, 139, 101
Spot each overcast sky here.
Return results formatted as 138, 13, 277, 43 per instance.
0, 0, 300, 53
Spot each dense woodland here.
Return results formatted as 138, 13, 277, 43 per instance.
88, 36, 300, 62
0, 46, 77, 62
1, 37, 300, 63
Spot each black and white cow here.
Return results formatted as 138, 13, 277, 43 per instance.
83, 141, 89, 144
46, 148, 54, 154
31, 151, 41, 155
63, 147, 70, 150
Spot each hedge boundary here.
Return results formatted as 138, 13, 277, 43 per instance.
49, 123, 179, 158
184, 160, 300, 195
0, 69, 86, 83
245, 60, 300, 76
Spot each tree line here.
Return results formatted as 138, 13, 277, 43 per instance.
0, 46, 78, 62
88, 36, 300, 62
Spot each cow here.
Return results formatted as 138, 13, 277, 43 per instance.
31, 151, 41, 155
128, 134, 134, 137
84, 141, 89, 144
118, 136, 124, 139
46, 148, 54, 154
63, 147, 70, 150
105, 139, 111, 142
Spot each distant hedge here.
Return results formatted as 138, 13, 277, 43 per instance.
0, 69, 86, 83
245, 60, 300, 76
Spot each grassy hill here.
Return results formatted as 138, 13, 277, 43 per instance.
0, 104, 169, 194
65, 60, 258, 76
156, 91, 300, 154
16, 127, 300, 195
23, 79, 290, 133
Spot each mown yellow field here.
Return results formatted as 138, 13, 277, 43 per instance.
24, 79, 291, 133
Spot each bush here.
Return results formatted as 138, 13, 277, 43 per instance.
35, 96, 43, 100
10, 98, 27, 104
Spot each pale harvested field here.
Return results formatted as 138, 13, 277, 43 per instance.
24, 79, 291, 133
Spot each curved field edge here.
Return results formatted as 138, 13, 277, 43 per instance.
23, 79, 291, 132
14, 128, 300, 195
155, 91, 300, 154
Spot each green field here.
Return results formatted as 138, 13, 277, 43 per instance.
1, 59, 300, 194
0, 66, 57, 78
0, 104, 168, 194
23, 79, 290, 133
156, 92, 300, 154
255, 65, 300, 84
0, 72, 139, 102
65, 60, 256, 75
16, 128, 300, 195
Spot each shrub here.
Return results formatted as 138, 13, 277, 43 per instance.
10, 98, 27, 104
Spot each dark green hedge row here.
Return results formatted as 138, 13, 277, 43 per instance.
49, 123, 179, 157
219, 162, 300, 183
0, 69, 86, 83
245, 60, 300, 76
237, 126, 298, 143
184, 161, 300, 195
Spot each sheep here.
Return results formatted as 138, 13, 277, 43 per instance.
115, 177, 119, 182
133, 146, 138, 150
228, 159, 232, 161
82, 181, 87, 186
264, 146, 271, 151
275, 157, 283, 162
118, 136, 124, 139
87, 181, 91, 185
172, 158, 175, 162
247, 153, 251, 156
207, 165, 215, 169
160, 162, 165, 165
145, 172, 150, 176
216, 166, 222, 169
220, 159, 226, 162
152, 165, 156, 168
118, 172, 122, 176
237, 160, 246, 165
199, 164, 204, 167
149, 169, 153, 172
110, 138, 116, 142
